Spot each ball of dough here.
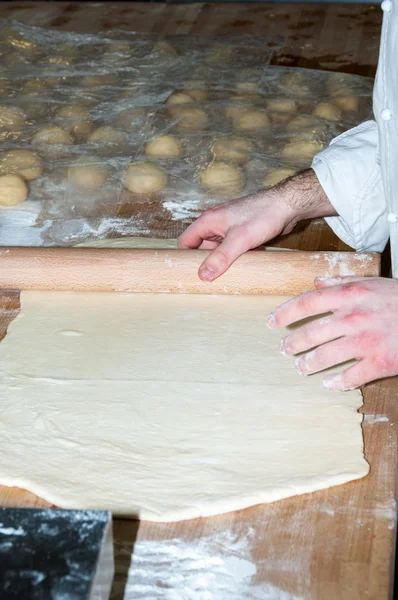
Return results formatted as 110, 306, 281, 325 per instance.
166, 92, 194, 117
0, 106, 27, 131
115, 108, 147, 131
145, 134, 182, 158
183, 81, 208, 102
32, 126, 74, 147
88, 126, 127, 147
0, 174, 28, 207
263, 167, 297, 188
312, 102, 342, 122
286, 116, 326, 139
68, 155, 108, 190
235, 81, 260, 93
20, 79, 48, 98
201, 163, 244, 194
266, 98, 297, 113
279, 72, 310, 96
332, 95, 359, 112
56, 105, 92, 139
153, 40, 177, 55
175, 107, 208, 131
206, 45, 234, 64
79, 74, 117, 88
233, 109, 270, 132
282, 139, 324, 163
0, 149, 43, 181
211, 136, 253, 164
124, 162, 168, 194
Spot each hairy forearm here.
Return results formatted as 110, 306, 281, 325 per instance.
271, 168, 338, 224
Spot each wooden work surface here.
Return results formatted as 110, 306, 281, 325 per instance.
0, 3, 396, 600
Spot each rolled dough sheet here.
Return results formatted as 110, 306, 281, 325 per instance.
0, 290, 368, 521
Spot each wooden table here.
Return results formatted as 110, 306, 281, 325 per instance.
0, 4, 395, 599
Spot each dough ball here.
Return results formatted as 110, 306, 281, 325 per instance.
183, 81, 208, 102
327, 73, 353, 94
56, 105, 93, 139
266, 98, 297, 113
175, 107, 208, 131
88, 126, 127, 150
201, 162, 244, 194
79, 74, 117, 88
332, 95, 359, 112
282, 139, 324, 164
206, 45, 235, 64
68, 155, 108, 190
166, 92, 194, 117
0, 149, 43, 181
233, 109, 270, 132
263, 167, 297, 188
0, 106, 27, 131
153, 40, 177, 55
312, 102, 342, 122
224, 94, 262, 120
0, 174, 28, 207
287, 115, 326, 138
20, 79, 48, 98
0, 79, 8, 96
115, 108, 148, 131
124, 162, 168, 194
235, 81, 260, 93
32, 126, 74, 147
279, 72, 310, 96
211, 136, 253, 164
145, 134, 182, 158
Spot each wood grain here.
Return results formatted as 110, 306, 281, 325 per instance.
0, 248, 380, 295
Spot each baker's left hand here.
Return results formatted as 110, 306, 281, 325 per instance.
267, 276, 398, 391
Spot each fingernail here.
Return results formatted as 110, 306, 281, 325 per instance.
267, 313, 276, 329
199, 265, 215, 282
295, 357, 304, 375
279, 338, 288, 356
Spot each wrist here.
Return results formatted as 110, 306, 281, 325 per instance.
274, 168, 338, 223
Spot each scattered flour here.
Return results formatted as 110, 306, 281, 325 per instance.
112, 528, 304, 600
309, 251, 374, 277
363, 414, 389, 424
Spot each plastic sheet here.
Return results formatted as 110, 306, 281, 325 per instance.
0, 21, 373, 246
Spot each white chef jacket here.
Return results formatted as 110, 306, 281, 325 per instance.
311, 0, 398, 275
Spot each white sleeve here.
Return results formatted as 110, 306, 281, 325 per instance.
311, 120, 389, 253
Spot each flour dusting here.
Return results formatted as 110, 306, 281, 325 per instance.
364, 414, 389, 424
310, 252, 374, 277
112, 528, 303, 600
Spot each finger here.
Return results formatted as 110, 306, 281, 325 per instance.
199, 240, 220, 250
198, 227, 252, 281
178, 212, 224, 249
315, 276, 377, 289
323, 359, 378, 391
295, 336, 361, 376
267, 282, 367, 329
281, 314, 338, 356
178, 221, 207, 249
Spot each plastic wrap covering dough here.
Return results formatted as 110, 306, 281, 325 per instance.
0, 21, 373, 246
0, 290, 368, 521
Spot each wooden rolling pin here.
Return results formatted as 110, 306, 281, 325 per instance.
0, 247, 380, 296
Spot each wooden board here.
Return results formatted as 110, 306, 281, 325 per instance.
0, 3, 395, 599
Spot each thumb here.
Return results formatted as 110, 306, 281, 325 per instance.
198, 229, 251, 282
314, 275, 375, 289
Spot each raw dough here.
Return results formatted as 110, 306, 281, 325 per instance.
263, 167, 297, 188
124, 162, 168, 194
145, 134, 182, 158
201, 162, 244, 193
233, 109, 270, 132
0, 289, 368, 521
175, 107, 208, 131
312, 102, 342, 122
87, 126, 127, 149
211, 136, 253, 164
67, 155, 108, 190
32, 126, 74, 153
0, 174, 28, 207
0, 106, 26, 131
56, 105, 93, 140
0, 149, 43, 181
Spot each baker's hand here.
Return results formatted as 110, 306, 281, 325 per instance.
268, 276, 398, 391
178, 169, 337, 282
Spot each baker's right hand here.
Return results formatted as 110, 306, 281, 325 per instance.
178, 168, 337, 282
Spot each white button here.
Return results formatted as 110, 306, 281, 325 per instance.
382, 0, 392, 12
388, 212, 397, 223
381, 108, 393, 120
